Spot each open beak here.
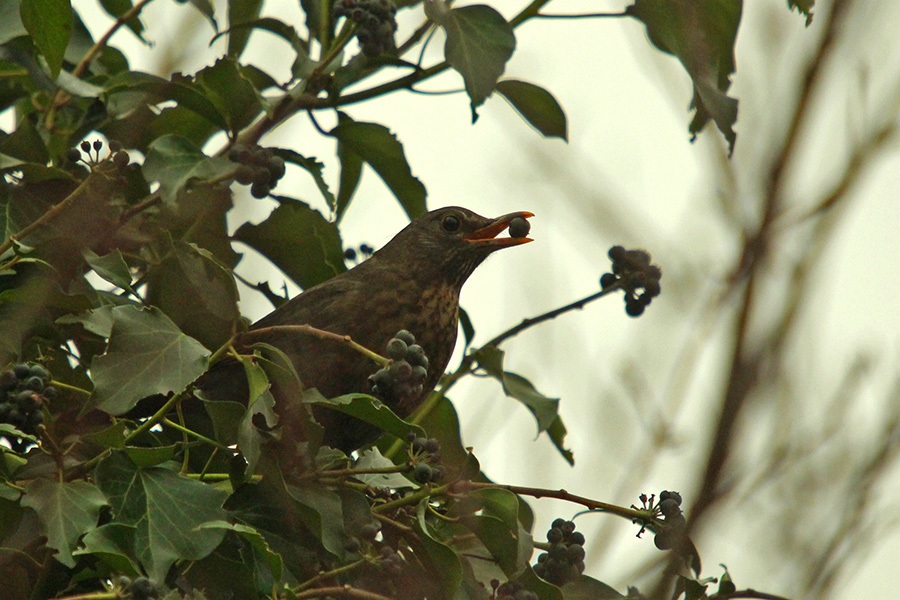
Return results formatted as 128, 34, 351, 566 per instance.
463, 211, 534, 248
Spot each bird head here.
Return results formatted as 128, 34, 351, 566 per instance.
374, 206, 534, 288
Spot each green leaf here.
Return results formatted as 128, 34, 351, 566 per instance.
226, 0, 263, 57
496, 79, 568, 141
334, 116, 364, 222
787, 0, 814, 25
306, 391, 425, 443
561, 575, 625, 599
198, 521, 284, 583
274, 149, 336, 213
182, 0, 218, 30
145, 240, 240, 351
330, 116, 428, 220
124, 444, 180, 467
415, 500, 463, 596
233, 197, 345, 290
20, 0, 72, 78
195, 57, 265, 132
95, 452, 229, 581
625, 0, 741, 155
86, 305, 211, 416
22, 479, 108, 567
99, 0, 146, 40
354, 447, 417, 489
83, 248, 137, 296
458, 307, 476, 353
442, 5, 516, 121
283, 482, 345, 557
75, 522, 141, 576
142, 134, 234, 204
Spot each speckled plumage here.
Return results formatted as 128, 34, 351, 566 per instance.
204, 206, 532, 452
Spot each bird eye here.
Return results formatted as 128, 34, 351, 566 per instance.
441, 215, 461, 232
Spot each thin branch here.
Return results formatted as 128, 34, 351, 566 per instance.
240, 324, 389, 367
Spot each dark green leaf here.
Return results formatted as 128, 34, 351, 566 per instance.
75, 522, 141, 576
717, 565, 736, 595
442, 5, 516, 121
408, 393, 480, 481
625, 0, 741, 154
273, 149, 336, 213
547, 414, 574, 465
415, 501, 463, 596
124, 444, 180, 467
99, 0, 146, 40
86, 305, 211, 416
233, 197, 345, 290
226, 0, 263, 57
496, 79, 568, 141
458, 307, 475, 352
20, 0, 72, 78
330, 116, 428, 220
198, 521, 284, 583
283, 483, 345, 557
145, 239, 240, 351
95, 452, 229, 581
82, 248, 136, 296
335, 116, 364, 222
21, 479, 108, 567
142, 134, 234, 204
787, 0, 814, 25
306, 391, 425, 443
182, 0, 218, 30
561, 575, 625, 599
195, 57, 265, 132
83, 421, 130, 449
354, 447, 417, 488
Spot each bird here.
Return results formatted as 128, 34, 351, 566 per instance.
200, 206, 533, 454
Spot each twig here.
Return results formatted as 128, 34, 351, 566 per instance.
241, 324, 389, 367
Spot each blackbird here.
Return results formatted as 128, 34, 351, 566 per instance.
201, 206, 533, 453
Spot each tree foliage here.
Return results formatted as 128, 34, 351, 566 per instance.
0, 0, 816, 599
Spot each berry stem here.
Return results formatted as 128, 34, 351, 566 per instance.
122, 389, 189, 445
161, 418, 230, 451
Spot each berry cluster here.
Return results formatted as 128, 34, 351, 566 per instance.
508, 217, 531, 239
368, 330, 429, 403
490, 579, 538, 600
406, 432, 445, 483
228, 144, 287, 199
378, 546, 406, 576
344, 243, 375, 264
653, 490, 687, 552
533, 518, 586, 586
117, 576, 158, 600
333, 0, 398, 57
67, 139, 130, 170
1, 363, 54, 448
599, 246, 662, 317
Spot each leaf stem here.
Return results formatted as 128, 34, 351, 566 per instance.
241, 325, 390, 367
122, 389, 188, 445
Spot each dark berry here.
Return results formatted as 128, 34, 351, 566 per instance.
80, 140, 91, 153
389, 360, 412, 382
386, 338, 407, 360
360, 522, 380, 540
413, 463, 433, 483
547, 527, 563, 544
252, 166, 271, 186
423, 437, 440, 453
625, 299, 645, 317
567, 544, 585, 561
92, 140, 103, 152
7, 408, 24, 427
16, 391, 39, 413
108, 140, 122, 153
608, 245, 626, 262
28, 411, 44, 427
344, 247, 357, 261
42, 386, 58, 400
508, 217, 530, 238
560, 520, 576, 535
66, 148, 82, 162
268, 156, 286, 180
29, 365, 49, 381
410, 365, 427, 384
394, 330, 415, 345
127, 577, 156, 600
235, 164, 255, 185
13, 364, 30, 380
24, 376, 44, 392
228, 144, 246, 162
250, 181, 270, 199
411, 436, 426, 453
345, 536, 361, 552
360, 244, 374, 255
0, 370, 16, 391
660, 490, 682, 505
551, 518, 566, 530
113, 151, 130, 168
600, 273, 617, 289
406, 344, 428, 369
569, 531, 585, 545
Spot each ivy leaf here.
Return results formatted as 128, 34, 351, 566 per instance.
144, 239, 240, 351
283, 482, 345, 557
415, 501, 463, 596
787, 0, 814, 26
95, 452, 228, 581
233, 197, 345, 290
561, 575, 626, 599
195, 57, 265, 133
198, 521, 284, 584
225, 0, 263, 57
142, 134, 234, 204
99, 0, 146, 41
330, 115, 427, 220
442, 5, 516, 121
82, 248, 137, 297
471, 346, 574, 464
496, 79, 568, 141
22, 479, 108, 567
75, 522, 141, 576
20, 0, 72, 78
273, 149, 336, 214
625, 0, 741, 155
305, 390, 425, 443
86, 305, 211, 416
354, 447, 417, 489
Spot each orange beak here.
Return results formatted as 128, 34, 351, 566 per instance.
463, 211, 534, 248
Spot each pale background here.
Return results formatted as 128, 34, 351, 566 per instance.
72, 0, 900, 597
